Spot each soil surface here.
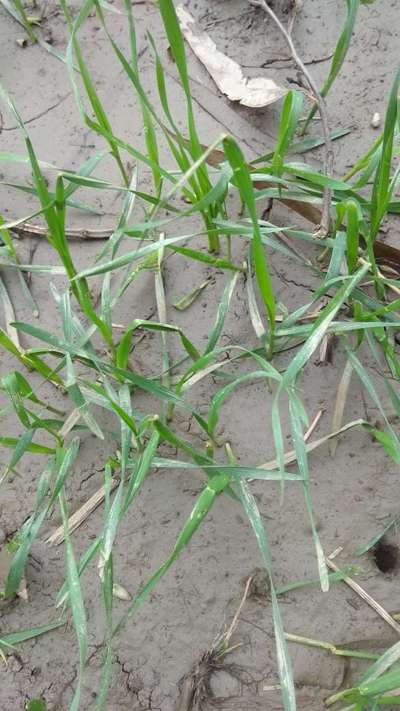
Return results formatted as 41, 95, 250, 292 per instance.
1, 1, 400, 709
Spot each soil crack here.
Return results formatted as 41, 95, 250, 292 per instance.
0, 92, 72, 132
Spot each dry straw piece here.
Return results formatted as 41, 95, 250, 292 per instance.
326, 556, 400, 636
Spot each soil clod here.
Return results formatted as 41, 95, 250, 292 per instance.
372, 539, 399, 574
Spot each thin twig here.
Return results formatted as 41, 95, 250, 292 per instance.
249, 0, 334, 235
58, 408, 82, 439
288, 0, 303, 37
326, 556, 400, 636
11, 223, 112, 240
304, 408, 323, 442
240, 51, 334, 69
221, 576, 253, 647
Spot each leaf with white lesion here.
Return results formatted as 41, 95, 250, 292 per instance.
97, 550, 131, 601
0, 546, 28, 601
330, 358, 353, 457
0, 276, 21, 351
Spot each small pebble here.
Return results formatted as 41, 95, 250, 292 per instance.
16, 38, 27, 48
371, 112, 381, 129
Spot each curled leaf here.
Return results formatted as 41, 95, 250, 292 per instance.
172, 278, 211, 311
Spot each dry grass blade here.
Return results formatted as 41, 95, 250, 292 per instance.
58, 407, 82, 439
318, 333, 329, 364
304, 408, 323, 443
220, 575, 253, 648
177, 6, 287, 108
45, 476, 120, 545
173, 278, 211, 311
259, 418, 363, 471
326, 556, 400, 636
275, 229, 312, 265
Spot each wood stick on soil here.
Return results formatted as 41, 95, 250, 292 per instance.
249, 0, 334, 236
326, 556, 400, 635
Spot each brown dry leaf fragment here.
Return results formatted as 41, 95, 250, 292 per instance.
176, 6, 287, 108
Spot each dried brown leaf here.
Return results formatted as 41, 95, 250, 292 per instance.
177, 6, 287, 108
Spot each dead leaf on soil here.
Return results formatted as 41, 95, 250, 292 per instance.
176, 6, 287, 108
0, 546, 28, 601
